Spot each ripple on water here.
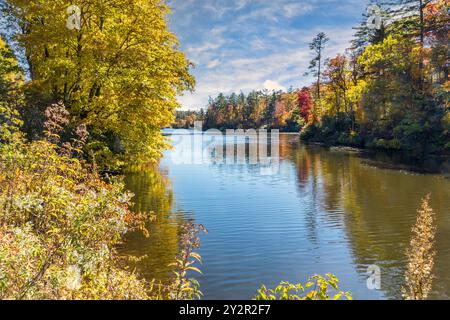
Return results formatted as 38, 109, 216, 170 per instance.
122, 133, 450, 300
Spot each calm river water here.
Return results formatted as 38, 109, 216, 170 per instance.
121, 132, 450, 300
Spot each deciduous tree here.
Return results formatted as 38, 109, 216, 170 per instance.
4, 0, 195, 168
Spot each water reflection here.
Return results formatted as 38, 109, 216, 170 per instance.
119, 170, 187, 283
122, 133, 450, 300
288, 142, 450, 299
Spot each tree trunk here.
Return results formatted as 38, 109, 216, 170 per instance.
418, 0, 425, 92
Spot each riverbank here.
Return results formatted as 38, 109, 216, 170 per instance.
300, 122, 450, 159
301, 138, 450, 175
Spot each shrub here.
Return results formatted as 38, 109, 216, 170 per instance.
402, 195, 436, 300
0, 137, 152, 299
255, 274, 352, 300
167, 222, 207, 300
300, 123, 320, 141
0, 98, 208, 300
0, 100, 156, 299
371, 138, 402, 150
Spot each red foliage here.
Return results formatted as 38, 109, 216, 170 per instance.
297, 87, 313, 123
424, 0, 448, 19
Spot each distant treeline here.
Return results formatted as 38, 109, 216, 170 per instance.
173, 89, 306, 132
174, 0, 449, 156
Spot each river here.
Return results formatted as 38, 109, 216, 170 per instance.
120, 132, 450, 300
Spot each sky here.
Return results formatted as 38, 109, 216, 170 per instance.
166, 0, 372, 110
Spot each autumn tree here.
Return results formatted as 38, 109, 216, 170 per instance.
323, 54, 359, 130
424, 0, 450, 84
382, 0, 446, 88
358, 36, 417, 121
263, 92, 277, 128
0, 36, 24, 143
4, 0, 194, 168
200, 90, 303, 131
324, 55, 351, 113
306, 32, 329, 110
0, 36, 22, 96
297, 87, 313, 124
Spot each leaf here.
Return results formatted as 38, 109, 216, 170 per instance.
186, 266, 202, 274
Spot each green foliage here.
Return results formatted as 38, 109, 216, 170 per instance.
0, 101, 22, 143
167, 223, 206, 300
300, 114, 362, 147
0, 36, 23, 96
255, 274, 352, 300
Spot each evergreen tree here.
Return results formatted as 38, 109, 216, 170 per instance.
305, 32, 329, 109
263, 92, 277, 128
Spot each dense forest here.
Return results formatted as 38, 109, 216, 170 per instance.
175, 0, 449, 156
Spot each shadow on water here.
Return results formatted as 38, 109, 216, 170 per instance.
358, 149, 450, 176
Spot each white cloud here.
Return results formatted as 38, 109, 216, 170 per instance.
283, 3, 315, 18
207, 59, 221, 69
263, 80, 287, 92
250, 38, 266, 50
178, 27, 356, 109
211, 27, 227, 36
170, 0, 369, 109
187, 43, 221, 54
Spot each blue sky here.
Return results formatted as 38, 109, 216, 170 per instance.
167, 0, 371, 110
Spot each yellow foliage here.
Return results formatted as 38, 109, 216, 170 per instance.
6, 0, 195, 167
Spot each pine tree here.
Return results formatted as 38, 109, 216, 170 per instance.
305, 32, 329, 110
382, 0, 430, 41
263, 92, 277, 128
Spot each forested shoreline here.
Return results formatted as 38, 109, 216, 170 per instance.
174, 0, 449, 157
